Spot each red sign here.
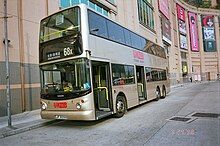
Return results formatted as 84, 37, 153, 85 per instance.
158, 0, 170, 19
176, 4, 185, 21
54, 102, 67, 108
133, 50, 144, 60
188, 12, 199, 52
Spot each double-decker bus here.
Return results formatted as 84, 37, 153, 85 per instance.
39, 4, 170, 120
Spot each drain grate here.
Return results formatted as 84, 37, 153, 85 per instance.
169, 117, 191, 122
192, 113, 219, 118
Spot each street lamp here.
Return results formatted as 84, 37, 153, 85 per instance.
3, 0, 12, 127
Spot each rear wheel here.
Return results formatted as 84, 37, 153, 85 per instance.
161, 86, 166, 99
114, 96, 126, 118
155, 87, 161, 101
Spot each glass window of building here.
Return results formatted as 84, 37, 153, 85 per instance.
107, 0, 115, 4
60, 0, 109, 17
137, 0, 154, 30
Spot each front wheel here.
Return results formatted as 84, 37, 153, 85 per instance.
114, 96, 126, 118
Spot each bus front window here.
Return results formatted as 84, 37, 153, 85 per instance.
40, 7, 80, 43
40, 58, 91, 99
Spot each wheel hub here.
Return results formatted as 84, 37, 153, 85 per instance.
117, 100, 124, 113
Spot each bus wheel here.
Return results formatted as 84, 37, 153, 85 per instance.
155, 87, 161, 101
114, 96, 126, 118
161, 86, 166, 99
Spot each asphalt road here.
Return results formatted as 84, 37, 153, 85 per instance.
1, 81, 220, 146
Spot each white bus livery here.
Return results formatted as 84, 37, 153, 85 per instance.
39, 4, 170, 120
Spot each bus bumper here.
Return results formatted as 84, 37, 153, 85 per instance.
41, 110, 95, 121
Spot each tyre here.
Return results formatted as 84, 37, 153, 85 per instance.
155, 87, 161, 101
114, 96, 126, 118
161, 86, 166, 99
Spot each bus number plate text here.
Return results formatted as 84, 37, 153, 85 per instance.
54, 102, 67, 108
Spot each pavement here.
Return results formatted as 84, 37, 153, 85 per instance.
0, 81, 219, 141
0, 109, 57, 139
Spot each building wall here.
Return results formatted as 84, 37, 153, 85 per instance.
174, 0, 220, 83
0, 0, 219, 116
0, 0, 60, 116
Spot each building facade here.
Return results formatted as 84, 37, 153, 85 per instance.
0, 0, 220, 116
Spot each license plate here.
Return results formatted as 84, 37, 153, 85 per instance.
54, 102, 67, 108
55, 115, 67, 120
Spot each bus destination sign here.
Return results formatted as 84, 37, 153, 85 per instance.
47, 51, 61, 60
46, 47, 74, 61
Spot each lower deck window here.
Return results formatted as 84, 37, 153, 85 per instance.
112, 64, 135, 85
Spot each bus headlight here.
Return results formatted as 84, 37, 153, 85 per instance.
76, 103, 81, 110
41, 101, 47, 110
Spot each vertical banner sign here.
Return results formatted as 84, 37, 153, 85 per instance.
161, 14, 171, 43
158, 0, 170, 19
176, 4, 185, 21
176, 4, 187, 50
188, 12, 199, 52
201, 15, 216, 52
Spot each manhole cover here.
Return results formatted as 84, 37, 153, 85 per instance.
192, 113, 219, 118
169, 117, 191, 122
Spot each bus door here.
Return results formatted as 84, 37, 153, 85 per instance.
136, 66, 147, 101
92, 61, 112, 117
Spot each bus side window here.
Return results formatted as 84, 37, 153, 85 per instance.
146, 72, 152, 82
145, 67, 152, 82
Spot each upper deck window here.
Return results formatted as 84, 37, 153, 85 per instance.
40, 7, 80, 43
88, 10, 166, 59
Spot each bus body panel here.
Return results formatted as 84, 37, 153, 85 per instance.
41, 92, 96, 120
41, 110, 95, 121
112, 84, 139, 111
88, 35, 168, 70
146, 81, 168, 101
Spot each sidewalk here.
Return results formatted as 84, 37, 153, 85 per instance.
0, 109, 56, 139
170, 80, 216, 89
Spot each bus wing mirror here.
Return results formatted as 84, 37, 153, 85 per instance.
90, 28, 99, 32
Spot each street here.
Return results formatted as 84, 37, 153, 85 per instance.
0, 81, 220, 146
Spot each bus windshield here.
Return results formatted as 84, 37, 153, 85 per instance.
40, 58, 91, 99
40, 7, 80, 43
